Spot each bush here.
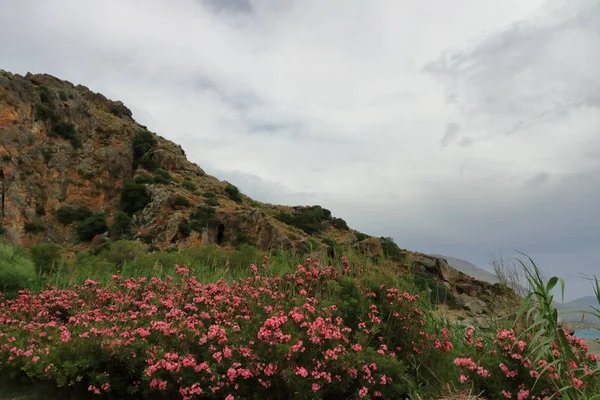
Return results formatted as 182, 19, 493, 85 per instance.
56, 205, 92, 224
109, 211, 132, 238
275, 205, 331, 234
225, 183, 242, 203
153, 168, 174, 184
189, 206, 216, 230
205, 197, 219, 207
179, 221, 191, 237
0, 225, 5, 235
24, 220, 46, 233
181, 179, 196, 191
30, 243, 63, 275
98, 240, 144, 266
0, 244, 35, 294
76, 213, 108, 241
132, 131, 157, 161
134, 174, 154, 184
120, 182, 150, 214
355, 231, 369, 241
331, 217, 349, 230
52, 121, 81, 148
171, 195, 190, 208
381, 236, 403, 262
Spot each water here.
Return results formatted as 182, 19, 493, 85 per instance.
573, 329, 600, 340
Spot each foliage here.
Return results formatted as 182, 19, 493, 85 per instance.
153, 168, 175, 184
275, 206, 332, 234
24, 220, 46, 233
134, 173, 155, 184
76, 213, 108, 241
189, 206, 216, 231
381, 237, 403, 262
132, 131, 157, 164
413, 275, 456, 306
181, 179, 196, 191
97, 240, 144, 266
0, 244, 35, 295
331, 217, 349, 230
56, 205, 92, 224
225, 183, 242, 203
120, 182, 150, 214
355, 231, 369, 242
171, 195, 191, 208
0, 224, 5, 235
52, 121, 81, 148
30, 243, 63, 275
109, 211, 133, 238
0, 256, 456, 399
204, 197, 219, 207
179, 221, 192, 237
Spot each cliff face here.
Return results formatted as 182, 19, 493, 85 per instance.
0, 70, 519, 323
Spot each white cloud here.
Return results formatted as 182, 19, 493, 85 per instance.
1, 0, 598, 299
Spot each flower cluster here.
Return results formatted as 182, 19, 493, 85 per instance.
0, 258, 451, 399
454, 326, 599, 399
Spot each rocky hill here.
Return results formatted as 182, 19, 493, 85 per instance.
0, 70, 520, 323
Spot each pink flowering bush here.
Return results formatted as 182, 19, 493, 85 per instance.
453, 325, 599, 399
0, 256, 453, 399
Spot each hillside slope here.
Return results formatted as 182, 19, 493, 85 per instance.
430, 254, 498, 284
0, 70, 520, 323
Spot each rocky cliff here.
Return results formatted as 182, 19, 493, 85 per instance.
0, 70, 520, 323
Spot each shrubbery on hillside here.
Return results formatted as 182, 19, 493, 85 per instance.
76, 213, 108, 241
120, 182, 150, 214
57, 205, 92, 224
275, 205, 332, 234
225, 183, 242, 203
30, 243, 63, 274
0, 244, 35, 294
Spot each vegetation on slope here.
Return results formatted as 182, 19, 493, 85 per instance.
0, 243, 599, 399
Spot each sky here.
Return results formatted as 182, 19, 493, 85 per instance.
1, 0, 599, 300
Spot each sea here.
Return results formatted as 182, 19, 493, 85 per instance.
573, 329, 600, 340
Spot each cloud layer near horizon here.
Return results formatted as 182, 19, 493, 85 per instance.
1, 0, 598, 299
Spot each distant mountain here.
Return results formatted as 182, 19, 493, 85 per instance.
430, 254, 499, 284
556, 296, 600, 326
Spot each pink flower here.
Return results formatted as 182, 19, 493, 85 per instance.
312, 383, 320, 391
358, 386, 368, 398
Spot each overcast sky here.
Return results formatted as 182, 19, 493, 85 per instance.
1, 0, 599, 300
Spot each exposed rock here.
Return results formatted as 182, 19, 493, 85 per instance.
457, 294, 490, 315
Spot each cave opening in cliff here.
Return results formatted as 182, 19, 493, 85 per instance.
216, 224, 225, 245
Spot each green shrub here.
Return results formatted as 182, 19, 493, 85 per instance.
0, 225, 5, 235
355, 231, 369, 241
203, 191, 217, 198
171, 195, 190, 208
109, 211, 132, 238
181, 179, 196, 191
24, 220, 46, 233
30, 243, 63, 274
275, 205, 331, 234
0, 244, 35, 294
205, 197, 219, 207
134, 174, 154, 184
57, 205, 92, 224
52, 121, 81, 148
225, 183, 242, 203
153, 168, 174, 184
98, 240, 144, 266
76, 213, 108, 241
189, 206, 216, 229
179, 221, 191, 237
381, 236, 403, 262
132, 131, 157, 161
120, 182, 150, 214
331, 217, 349, 230
37, 85, 53, 103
